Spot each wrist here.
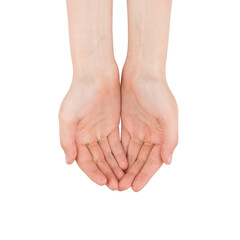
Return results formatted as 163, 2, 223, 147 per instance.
70, 41, 115, 74
72, 59, 119, 84
123, 57, 167, 83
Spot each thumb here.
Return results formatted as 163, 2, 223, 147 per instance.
161, 125, 178, 165
59, 121, 77, 165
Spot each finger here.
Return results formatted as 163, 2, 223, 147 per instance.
59, 120, 77, 165
132, 145, 163, 192
119, 144, 152, 191
99, 139, 125, 181
161, 125, 178, 165
121, 129, 131, 156
108, 129, 128, 170
126, 138, 143, 170
87, 143, 118, 191
76, 144, 107, 186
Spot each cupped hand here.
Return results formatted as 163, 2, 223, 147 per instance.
120, 72, 178, 192
59, 67, 128, 190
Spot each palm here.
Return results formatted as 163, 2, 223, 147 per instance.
66, 80, 120, 144
59, 70, 127, 190
120, 75, 178, 191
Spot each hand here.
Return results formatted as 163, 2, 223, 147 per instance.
59, 65, 128, 190
120, 71, 178, 191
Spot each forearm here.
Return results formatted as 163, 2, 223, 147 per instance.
66, 0, 115, 76
126, 0, 172, 74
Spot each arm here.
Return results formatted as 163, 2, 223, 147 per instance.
120, 0, 178, 191
59, 0, 127, 190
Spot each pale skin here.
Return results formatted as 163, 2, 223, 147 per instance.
59, 0, 178, 191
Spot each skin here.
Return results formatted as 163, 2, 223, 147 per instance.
119, 0, 178, 191
59, 0, 127, 191
59, 0, 178, 191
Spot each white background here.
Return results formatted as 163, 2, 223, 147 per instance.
0, 0, 240, 239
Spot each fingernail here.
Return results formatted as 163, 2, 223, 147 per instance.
65, 156, 69, 164
168, 154, 173, 164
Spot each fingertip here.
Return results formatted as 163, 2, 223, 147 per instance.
119, 159, 128, 171
114, 167, 125, 181
66, 161, 73, 165
59, 124, 77, 164
131, 184, 142, 192
62, 144, 77, 164
132, 177, 147, 192
117, 170, 125, 181
132, 176, 144, 192
118, 178, 131, 191
97, 175, 108, 186
65, 155, 75, 165
162, 155, 172, 165
161, 143, 174, 165
107, 178, 118, 191
167, 154, 173, 164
